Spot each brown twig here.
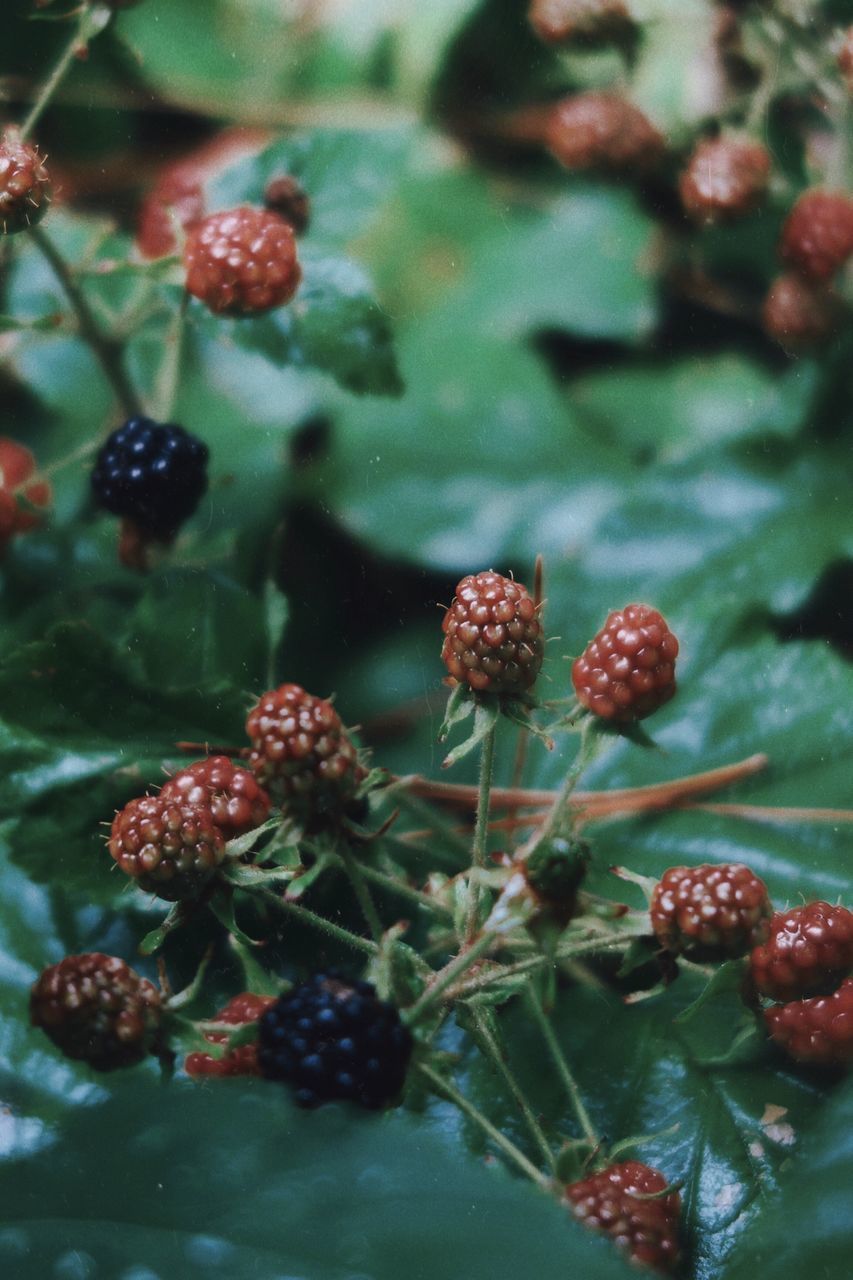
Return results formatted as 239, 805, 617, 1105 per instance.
402, 753, 769, 817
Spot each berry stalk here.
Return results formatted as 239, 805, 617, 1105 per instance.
29, 225, 143, 418
19, 7, 112, 143
464, 721, 497, 943
416, 1061, 553, 1190
466, 1002, 557, 1173
525, 984, 599, 1148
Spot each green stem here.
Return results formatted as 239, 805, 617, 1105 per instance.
465, 723, 497, 942
416, 1063, 552, 1191
525, 986, 599, 1148
358, 861, 454, 920
258, 887, 377, 956
528, 718, 601, 850
152, 290, 189, 421
405, 930, 496, 1024
29, 225, 143, 418
20, 7, 109, 142
340, 847, 384, 944
448, 930, 649, 1000
468, 1004, 557, 1174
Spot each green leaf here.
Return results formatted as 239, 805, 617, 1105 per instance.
0, 1078, 637, 1280
722, 1077, 853, 1279
194, 249, 402, 396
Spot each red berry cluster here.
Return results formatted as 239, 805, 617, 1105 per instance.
30, 953, 161, 1072
184, 992, 276, 1078
545, 92, 664, 176
441, 571, 544, 695
571, 603, 678, 721
160, 755, 271, 839
750, 902, 853, 1065
651, 862, 853, 1067
764, 189, 853, 350
678, 136, 770, 226
184, 206, 302, 316
0, 129, 51, 235
0, 437, 52, 554
246, 682, 363, 826
564, 1160, 681, 1273
529, 0, 631, 45
651, 863, 772, 960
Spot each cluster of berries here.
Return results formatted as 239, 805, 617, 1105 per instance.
0, 121, 314, 565
105, 683, 361, 902
31, 959, 414, 1111
528, 1, 853, 353
442, 571, 679, 723
651, 863, 853, 1066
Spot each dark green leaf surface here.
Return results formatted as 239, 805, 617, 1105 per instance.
0, 1079, 636, 1280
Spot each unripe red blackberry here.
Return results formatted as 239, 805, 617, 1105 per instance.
160, 756, 271, 839
651, 863, 772, 960
185, 992, 275, 1079
765, 978, 853, 1066
572, 604, 678, 721
0, 437, 52, 553
264, 175, 311, 236
0, 130, 51, 235
441, 571, 543, 695
246, 684, 362, 826
545, 93, 665, 176
762, 273, 839, 351
30, 953, 161, 1071
749, 902, 853, 1002
108, 794, 226, 900
184, 206, 301, 316
780, 190, 853, 282
564, 1161, 681, 1273
838, 27, 853, 94
258, 973, 413, 1109
529, 0, 631, 44
679, 136, 770, 225
138, 170, 204, 261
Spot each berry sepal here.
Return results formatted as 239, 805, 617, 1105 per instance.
440, 686, 549, 768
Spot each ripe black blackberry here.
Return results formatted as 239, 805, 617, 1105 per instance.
258, 973, 413, 1109
90, 417, 209, 541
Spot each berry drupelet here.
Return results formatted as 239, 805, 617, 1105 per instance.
160, 756, 271, 840
108, 793, 226, 900
90, 417, 209, 542
0, 129, 51, 235
441, 571, 543, 695
749, 902, 853, 1002
565, 1160, 681, 1273
679, 136, 770, 226
572, 603, 678, 721
30, 953, 161, 1071
246, 683, 362, 826
258, 974, 413, 1109
185, 992, 275, 1079
651, 863, 772, 960
184, 206, 301, 316
545, 92, 664, 176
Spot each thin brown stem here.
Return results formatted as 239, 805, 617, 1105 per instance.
29, 225, 143, 418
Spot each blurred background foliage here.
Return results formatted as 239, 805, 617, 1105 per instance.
1, 0, 853, 1277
